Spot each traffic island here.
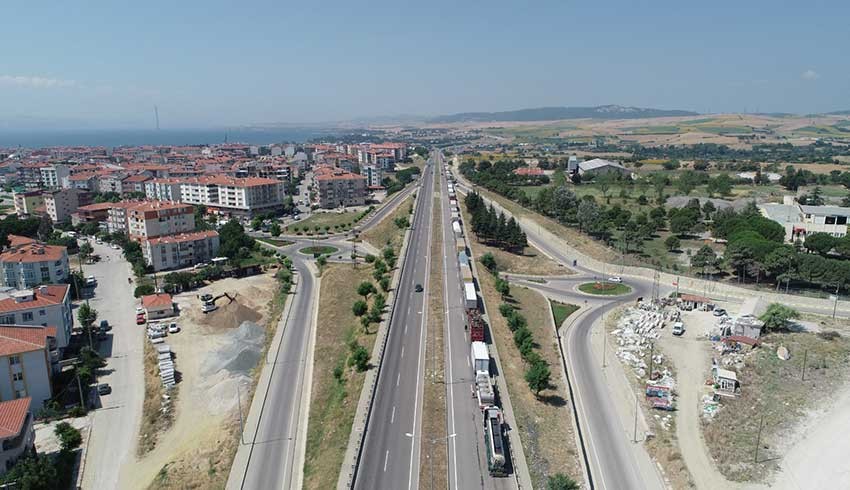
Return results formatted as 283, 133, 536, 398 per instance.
298, 245, 338, 256
577, 281, 631, 296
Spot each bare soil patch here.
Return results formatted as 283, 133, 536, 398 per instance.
361, 193, 413, 253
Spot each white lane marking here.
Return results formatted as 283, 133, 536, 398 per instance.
384, 450, 390, 472
391, 406, 396, 424
397, 373, 401, 386
467, 356, 470, 368
401, 346, 404, 358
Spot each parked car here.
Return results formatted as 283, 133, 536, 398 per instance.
97, 383, 112, 395
713, 308, 727, 317
136, 313, 146, 325
99, 320, 111, 332
607, 276, 623, 283
672, 322, 685, 336
136, 306, 144, 314
85, 275, 97, 287
168, 323, 180, 334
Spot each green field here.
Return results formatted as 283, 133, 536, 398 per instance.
299, 246, 339, 256
578, 282, 631, 295
550, 301, 579, 327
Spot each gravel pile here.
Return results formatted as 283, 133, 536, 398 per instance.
200, 321, 266, 415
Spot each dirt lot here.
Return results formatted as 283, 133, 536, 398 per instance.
119, 273, 279, 490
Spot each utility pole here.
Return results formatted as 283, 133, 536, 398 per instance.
754, 414, 765, 463
801, 349, 808, 381
648, 342, 655, 380
237, 386, 245, 445
77, 373, 85, 409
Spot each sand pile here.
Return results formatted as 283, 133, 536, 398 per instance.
199, 300, 262, 330
200, 321, 266, 415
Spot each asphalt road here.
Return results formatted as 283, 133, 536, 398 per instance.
235, 251, 318, 490
353, 154, 435, 490
82, 242, 144, 489
438, 152, 516, 490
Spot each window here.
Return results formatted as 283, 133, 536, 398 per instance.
12, 372, 23, 382
39, 309, 46, 316
14, 389, 26, 399
9, 355, 20, 365
0, 315, 14, 325
22, 312, 33, 322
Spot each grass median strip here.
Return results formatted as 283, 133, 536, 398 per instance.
360, 193, 413, 253
550, 301, 579, 329
303, 263, 381, 490
578, 281, 631, 295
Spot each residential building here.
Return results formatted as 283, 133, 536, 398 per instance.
0, 326, 56, 405
141, 293, 174, 320
126, 201, 195, 241
141, 230, 220, 271
144, 178, 183, 202
179, 176, 284, 216
759, 196, 850, 242
16, 163, 43, 190
12, 191, 44, 217
97, 172, 126, 195
0, 397, 36, 472
577, 158, 632, 177
0, 285, 73, 349
361, 164, 383, 188
39, 164, 70, 189
0, 240, 70, 293
67, 172, 99, 191
43, 188, 93, 223
314, 167, 368, 208
122, 174, 151, 194
71, 202, 115, 227
107, 202, 134, 234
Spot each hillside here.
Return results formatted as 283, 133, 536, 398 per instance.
430, 105, 697, 123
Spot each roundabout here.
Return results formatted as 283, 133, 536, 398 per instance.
577, 281, 632, 296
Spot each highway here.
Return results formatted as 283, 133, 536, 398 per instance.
353, 154, 436, 489
228, 250, 318, 490
438, 151, 516, 490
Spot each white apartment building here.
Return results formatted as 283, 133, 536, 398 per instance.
179, 176, 284, 217
39, 164, 70, 189
12, 191, 44, 217
144, 178, 184, 202
759, 196, 850, 242
361, 165, 383, 188
142, 230, 220, 271
0, 238, 70, 292
43, 188, 92, 223
0, 285, 72, 349
126, 201, 195, 241
0, 325, 56, 409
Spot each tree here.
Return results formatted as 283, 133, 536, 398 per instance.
760, 303, 799, 331
691, 245, 719, 277
219, 220, 255, 261
1, 454, 60, 490
79, 242, 94, 261
547, 474, 580, 490
494, 278, 510, 299
525, 360, 551, 396
269, 223, 281, 237
357, 281, 376, 300
348, 343, 370, 372
352, 300, 368, 317
77, 303, 98, 328
805, 232, 836, 256
664, 235, 681, 252
669, 212, 697, 237
379, 276, 391, 292
506, 312, 527, 332
480, 253, 497, 272
134, 284, 155, 298
251, 216, 263, 231
37, 216, 53, 242
54, 422, 82, 452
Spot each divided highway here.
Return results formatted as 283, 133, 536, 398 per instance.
353, 154, 436, 489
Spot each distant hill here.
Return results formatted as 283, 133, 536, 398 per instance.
826, 110, 850, 116
430, 105, 698, 123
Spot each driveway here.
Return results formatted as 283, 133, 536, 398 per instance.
81, 242, 145, 490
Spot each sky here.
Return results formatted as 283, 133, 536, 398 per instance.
1, 1, 848, 129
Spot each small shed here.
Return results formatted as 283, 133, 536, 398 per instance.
142, 293, 175, 320
712, 367, 740, 397
679, 294, 712, 311
733, 315, 764, 339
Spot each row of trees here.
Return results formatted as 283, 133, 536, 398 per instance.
465, 192, 527, 252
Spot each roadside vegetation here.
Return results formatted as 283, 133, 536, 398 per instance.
286, 206, 374, 235
360, 193, 413, 253
550, 301, 579, 328
577, 282, 631, 296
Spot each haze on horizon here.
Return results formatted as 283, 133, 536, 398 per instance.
1, 0, 848, 130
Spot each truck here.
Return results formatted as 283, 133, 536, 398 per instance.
466, 309, 485, 342
484, 407, 508, 477
455, 236, 466, 254
460, 263, 473, 283
474, 371, 495, 409
471, 341, 489, 375
452, 221, 463, 237
464, 281, 477, 310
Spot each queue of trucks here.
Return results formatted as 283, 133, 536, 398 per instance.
445, 163, 509, 478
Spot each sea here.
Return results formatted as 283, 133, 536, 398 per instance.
0, 128, 351, 149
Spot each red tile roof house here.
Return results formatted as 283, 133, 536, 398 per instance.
0, 285, 73, 350
0, 325, 57, 408
0, 237, 70, 290
0, 397, 36, 474
141, 293, 175, 320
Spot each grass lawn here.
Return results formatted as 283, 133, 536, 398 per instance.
550, 301, 579, 328
256, 237, 294, 247
299, 246, 338, 256
578, 282, 631, 295
288, 210, 361, 234
703, 331, 850, 482
360, 193, 413, 254
303, 263, 379, 490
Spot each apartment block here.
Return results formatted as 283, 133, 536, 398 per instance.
315, 167, 368, 208
142, 230, 220, 271
12, 191, 44, 217
39, 164, 70, 189
126, 201, 195, 241
0, 239, 70, 293
144, 178, 183, 202
361, 164, 383, 188
0, 285, 73, 349
43, 188, 93, 223
179, 176, 284, 216
0, 397, 36, 473
0, 325, 56, 409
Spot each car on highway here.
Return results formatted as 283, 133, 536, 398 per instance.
607, 276, 623, 283
97, 383, 112, 395
414, 284, 423, 292
672, 322, 685, 336
713, 308, 727, 317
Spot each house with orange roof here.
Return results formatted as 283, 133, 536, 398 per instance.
141, 293, 175, 320
0, 324, 58, 406
0, 240, 70, 292
0, 397, 36, 471
0, 285, 72, 349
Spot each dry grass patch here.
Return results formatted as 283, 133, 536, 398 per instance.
702, 331, 850, 483
138, 337, 177, 456
303, 263, 379, 490
478, 240, 567, 276
419, 196, 448, 489
360, 193, 413, 254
